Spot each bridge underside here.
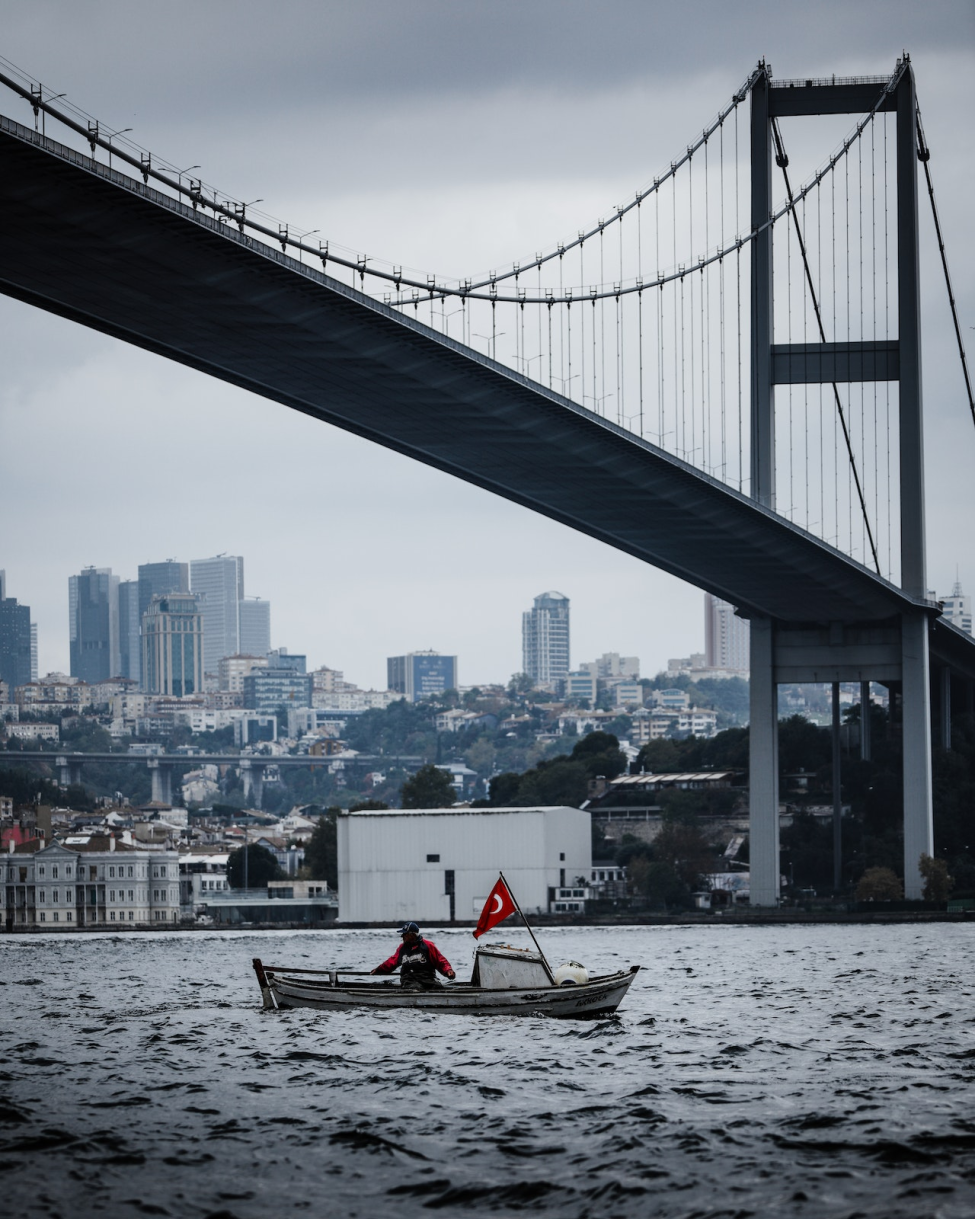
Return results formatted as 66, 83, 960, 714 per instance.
0, 113, 947, 638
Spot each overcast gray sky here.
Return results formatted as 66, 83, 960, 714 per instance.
1, 1, 973, 689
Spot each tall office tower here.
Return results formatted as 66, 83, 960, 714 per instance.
521, 591, 570, 687
0, 573, 33, 690
704, 594, 750, 673
190, 555, 244, 675
117, 580, 141, 685
142, 594, 204, 696
137, 560, 190, 620
30, 623, 38, 682
239, 597, 271, 657
386, 651, 458, 702
941, 580, 972, 635
69, 567, 120, 683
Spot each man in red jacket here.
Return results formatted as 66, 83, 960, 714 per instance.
371, 922, 456, 990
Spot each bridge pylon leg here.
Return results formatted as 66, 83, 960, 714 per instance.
902, 611, 934, 899
748, 616, 780, 906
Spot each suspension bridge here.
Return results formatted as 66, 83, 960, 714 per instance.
0, 55, 972, 903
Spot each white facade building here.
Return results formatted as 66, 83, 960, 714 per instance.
3, 837, 180, 929
704, 594, 749, 674
337, 806, 591, 924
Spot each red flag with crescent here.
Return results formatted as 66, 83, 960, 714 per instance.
473, 876, 517, 939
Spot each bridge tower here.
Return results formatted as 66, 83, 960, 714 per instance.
747, 60, 933, 903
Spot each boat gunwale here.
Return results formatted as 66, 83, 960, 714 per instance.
267, 964, 639, 997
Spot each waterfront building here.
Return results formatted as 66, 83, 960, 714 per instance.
30, 622, 37, 682
117, 579, 141, 686
522, 591, 570, 688
0, 573, 33, 690
2, 836, 180, 929
704, 594, 750, 674
337, 805, 591, 923
239, 598, 271, 657
69, 567, 120, 683
387, 651, 458, 702
142, 594, 204, 697
190, 555, 244, 675
613, 681, 644, 707
242, 669, 313, 713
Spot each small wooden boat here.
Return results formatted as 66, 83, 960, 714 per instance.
253, 944, 640, 1019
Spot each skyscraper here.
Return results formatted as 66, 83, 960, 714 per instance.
142, 594, 204, 697
190, 555, 244, 675
0, 571, 33, 690
704, 594, 750, 673
138, 560, 189, 620
69, 567, 120, 683
522, 591, 570, 687
239, 597, 271, 657
118, 579, 141, 685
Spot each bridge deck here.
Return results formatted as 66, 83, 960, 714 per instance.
0, 113, 962, 641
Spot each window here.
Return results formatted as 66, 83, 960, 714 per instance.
128, 890, 134, 901
65, 866, 72, 878
110, 890, 116, 902
128, 866, 133, 878
66, 912, 72, 922
128, 911, 134, 921
52, 865, 59, 879
39, 912, 46, 922
53, 912, 59, 922
38, 866, 45, 877
109, 866, 116, 879
153, 890, 159, 901
560, 853, 565, 861
110, 911, 116, 921
426, 854, 440, 863
39, 890, 46, 903
52, 891, 59, 904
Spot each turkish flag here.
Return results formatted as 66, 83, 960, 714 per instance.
473, 876, 517, 939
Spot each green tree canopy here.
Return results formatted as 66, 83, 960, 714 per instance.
304, 813, 338, 889
919, 853, 953, 902
855, 866, 903, 902
227, 843, 281, 889
401, 763, 456, 809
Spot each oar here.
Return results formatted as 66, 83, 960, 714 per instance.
499, 870, 557, 985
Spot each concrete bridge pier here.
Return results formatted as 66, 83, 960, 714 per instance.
57, 755, 83, 788
240, 759, 265, 810
147, 758, 173, 806
901, 611, 934, 900
748, 617, 780, 907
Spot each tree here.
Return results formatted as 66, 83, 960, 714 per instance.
227, 843, 281, 889
401, 763, 456, 809
919, 853, 953, 902
652, 821, 715, 891
855, 866, 903, 902
305, 813, 338, 889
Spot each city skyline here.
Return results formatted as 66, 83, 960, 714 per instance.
0, 1, 971, 695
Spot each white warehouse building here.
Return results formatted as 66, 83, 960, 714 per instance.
337, 806, 591, 924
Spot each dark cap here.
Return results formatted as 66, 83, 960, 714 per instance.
398, 921, 421, 936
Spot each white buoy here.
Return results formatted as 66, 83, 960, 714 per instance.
553, 961, 590, 986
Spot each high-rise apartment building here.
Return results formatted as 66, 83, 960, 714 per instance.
941, 580, 972, 635
190, 555, 244, 676
522, 591, 570, 687
142, 594, 204, 697
239, 598, 271, 657
117, 580, 141, 685
0, 571, 33, 690
704, 594, 749, 674
69, 567, 120, 683
387, 651, 458, 702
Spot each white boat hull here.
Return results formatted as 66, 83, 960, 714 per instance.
257, 963, 640, 1019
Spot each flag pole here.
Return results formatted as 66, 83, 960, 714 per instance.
499, 870, 556, 985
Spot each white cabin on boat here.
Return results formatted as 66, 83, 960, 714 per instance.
336, 805, 591, 924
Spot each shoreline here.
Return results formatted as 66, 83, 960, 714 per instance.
4, 908, 972, 934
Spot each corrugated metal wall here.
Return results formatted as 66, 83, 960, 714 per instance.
337, 807, 590, 923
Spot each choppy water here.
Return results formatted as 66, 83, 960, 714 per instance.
1, 924, 974, 1219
